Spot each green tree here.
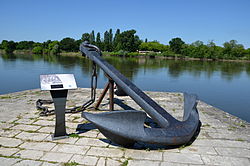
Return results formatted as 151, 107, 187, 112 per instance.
89, 30, 95, 44
113, 29, 120, 51
1, 40, 16, 54
104, 31, 110, 51
48, 41, 60, 54
139, 41, 168, 52
115, 29, 141, 52
109, 28, 113, 47
32, 46, 43, 54
169, 37, 185, 54
82, 33, 90, 42
16, 41, 35, 50
60, 37, 77, 52
223, 40, 245, 58
42, 40, 52, 49
95, 32, 102, 50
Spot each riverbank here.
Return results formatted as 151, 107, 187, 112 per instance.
0, 88, 249, 165
1, 49, 250, 63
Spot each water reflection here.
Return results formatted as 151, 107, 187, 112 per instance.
2, 54, 250, 82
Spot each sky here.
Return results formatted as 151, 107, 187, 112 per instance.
0, 0, 250, 48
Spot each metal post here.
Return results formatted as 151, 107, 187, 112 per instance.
109, 78, 114, 111
94, 82, 110, 109
50, 90, 69, 140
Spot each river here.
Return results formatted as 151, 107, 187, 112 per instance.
0, 54, 250, 122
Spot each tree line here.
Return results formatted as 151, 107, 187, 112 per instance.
1, 28, 250, 60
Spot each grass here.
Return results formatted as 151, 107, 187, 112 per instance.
236, 138, 245, 142
233, 122, 246, 128
64, 161, 79, 166
121, 157, 132, 166
0, 96, 11, 99
121, 160, 128, 166
228, 125, 237, 131
202, 124, 211, 127
68, 133, 82, 138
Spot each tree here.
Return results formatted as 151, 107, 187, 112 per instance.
191, 40, 204, 47
16, 41, 35, 50
1, 40, 16, 54
223, 40, 245, 58
60, 37, 77, 52
115, 29, 141, 52
139, 41, 168, 52
42, 40, 52, 49
113, 29, 120, 51
169, 37, 185, 54
32, 46, 43, 54
109, 29, 113, 46
95, 32, 102, 50
104, 31, 111, 51
81, 33, 90, 42
48, 41, 60, 54
89, 30, 95, 44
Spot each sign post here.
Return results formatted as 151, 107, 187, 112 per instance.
40, 74, 77, 140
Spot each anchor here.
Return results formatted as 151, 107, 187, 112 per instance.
80, 41, 201, 147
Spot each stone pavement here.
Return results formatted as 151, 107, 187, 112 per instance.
0, 88, 249, 166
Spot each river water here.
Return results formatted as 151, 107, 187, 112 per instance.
1, 54, 250, 122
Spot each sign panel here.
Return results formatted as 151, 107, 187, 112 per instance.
40, 74, 77, 90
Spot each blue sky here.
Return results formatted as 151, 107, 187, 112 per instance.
1, 0, 250, 47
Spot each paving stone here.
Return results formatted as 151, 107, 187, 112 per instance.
20, 142, 56, 151
0, 157, 21, 166
11, 124, 41, 131
66, 122, 79, 129
97, 133, 106, 139
128, 159, 160, 166
96, 157, 106, 166
106, 158, 122, 166
180, 145, 217, 155
163, 152, 203, 165
49, 136, 78, 144
125, 149, 162, 161
38, 127, 54, 133
13, 159, 43, 166
41, 152, 73, 163
75, 137, 109, 147
37, 116, 55, 121
70, 155, 98, 165
201, 155, 250, 165
15, 131, 49, 141
33, 120, 54, 126
193, 139, 250, 148
0, 122, 14, 129
215, 147, 250, 158
14, 149, 44, 160
87, 147, 124, 158
51, 144, 89, 155
41, 162, 61, 166
0, 137, 23, 147
15, 118, 36, 125
208, 132, 249, 141
0, 147, 20, 156
78, 130, 99, 138
160, 162, 188, 166
0, 129, 21, 137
